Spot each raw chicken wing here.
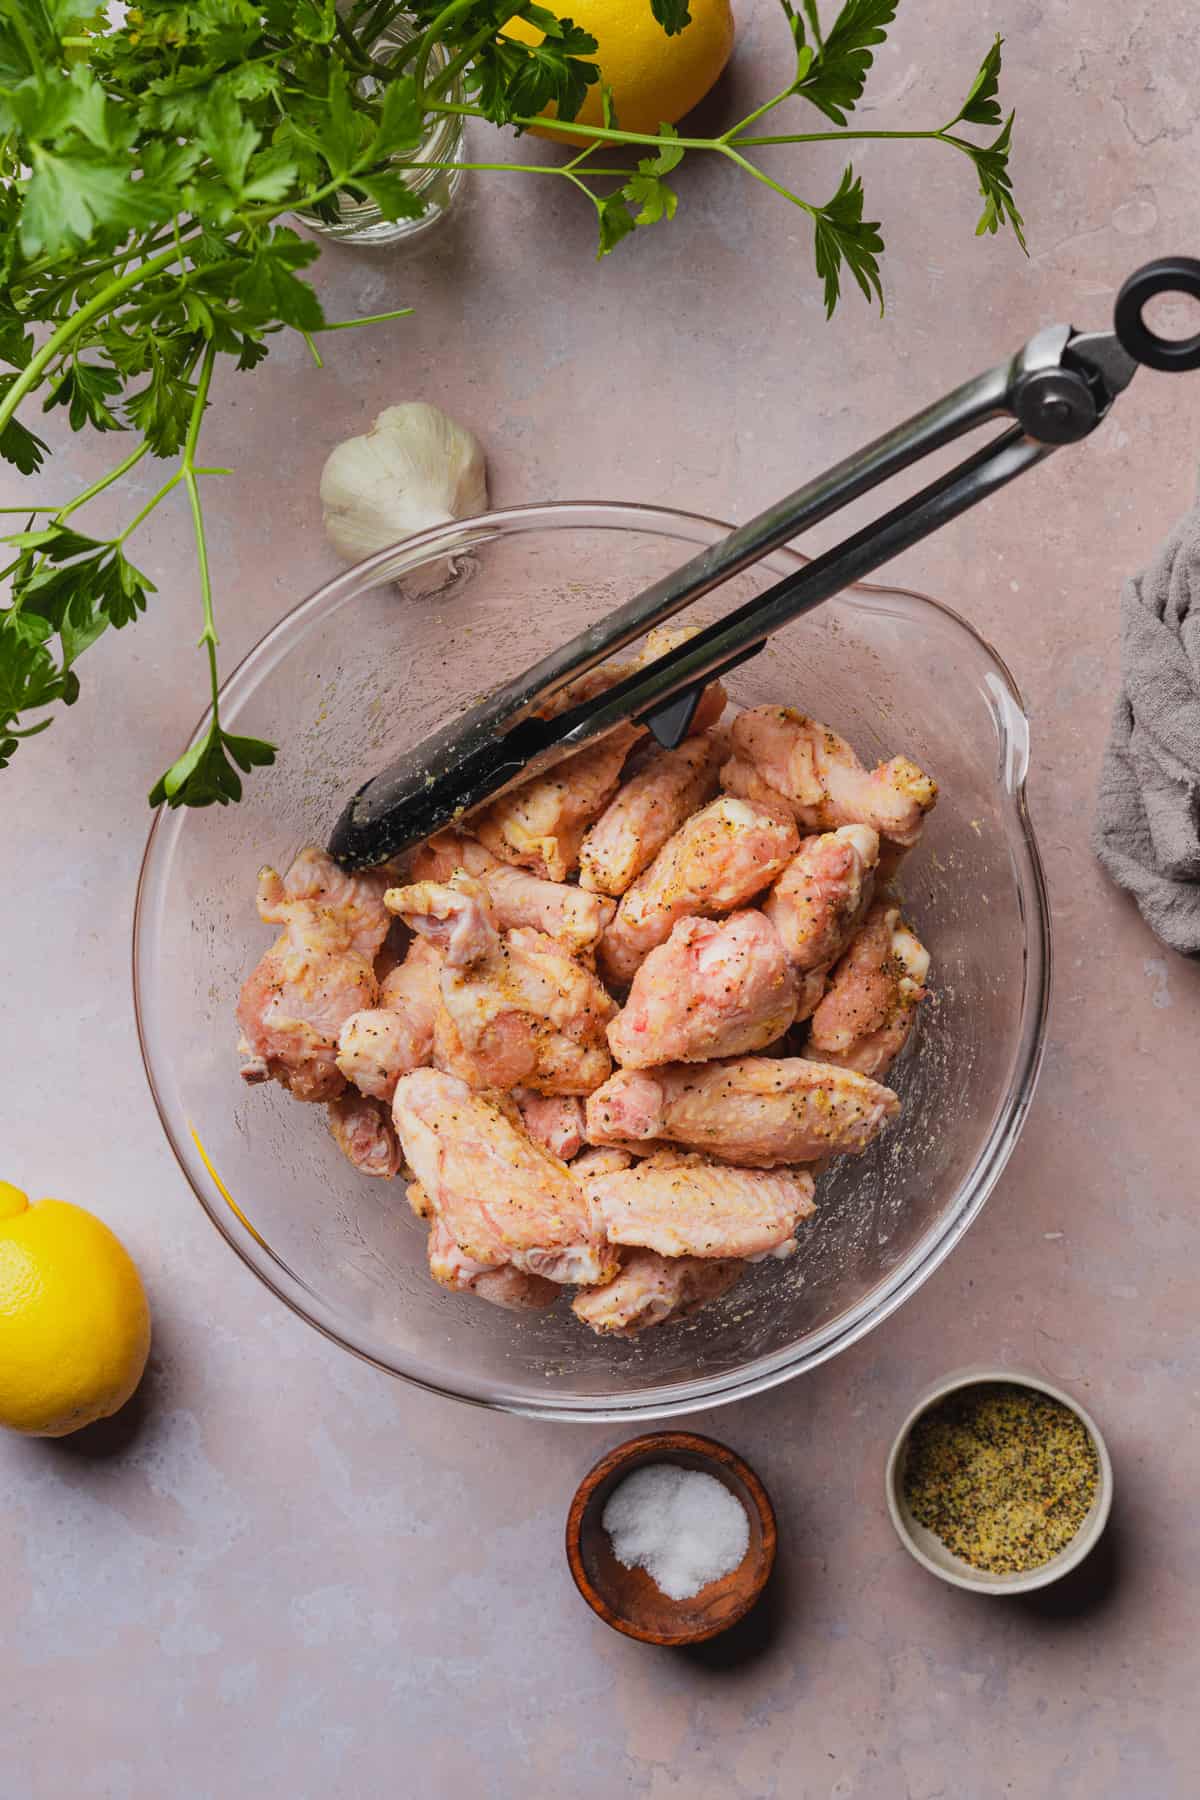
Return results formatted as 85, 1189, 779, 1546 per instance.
335, 934, 444, 1101
762, 825, 879, 992
572, 1146, 633, 1181
423, 1212, 559, 1311
608, 911, 798, 1068
722, 708, 936, 851
600, 795, 799, 986
578, 731, 727, 896
586, 1056, 900, 1166
387, 876, 615, 1093
327, 1091, 402, 1178
572, 1248, 744, 1336
378, 935, 444, 1046
582, 1149, 816, 1259
514, 1090, 586, 1161
807, 900, 930, 1079
393, 1069, 616, 1285
470, 724, 643, 882
267, 845, 392, 958
383, 871, 497, 966
237, 855, 379, 1102
409, 831, 614, 951
469, 626, 726, 883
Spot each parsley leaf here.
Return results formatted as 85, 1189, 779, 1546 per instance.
45, 360, 125, 433
812, 164, 884, 316
21, 148, 167, 258
970, 113, 1027, 252
0, 378, 49, 473
650, 0, 692, 33
150, 722, 277, 809
232, 231, 325, 332
791, 0, 897, 127
952, 34, 1005, 129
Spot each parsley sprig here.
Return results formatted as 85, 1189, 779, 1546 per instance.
0, 0, 1026, 804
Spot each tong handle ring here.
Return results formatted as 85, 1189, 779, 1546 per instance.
1114, 257, 1200, 373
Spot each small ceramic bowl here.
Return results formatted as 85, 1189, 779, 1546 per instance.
886, 1366, 1113, 1595
566, 1431, 777, 1645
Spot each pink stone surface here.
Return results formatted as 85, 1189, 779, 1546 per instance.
6, 2, 1200, 1793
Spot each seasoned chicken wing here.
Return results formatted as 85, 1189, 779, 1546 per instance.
722, 708, 937, 851
514, 1090, 586, 1161
409, 831, 615, 951
237, 854, 379, 1102
600, 795, 800, 986
423, 1212, 559, 1311
334, 934, 446, 1102
572, 1247, 744, 1336
585, 1056, 900, 1166
266, 845, 393, 959
581, 1149, 816, 1259
470, 723, 643, 882
572, 1146, 633, 1181
327, 1090, 402, 1178
469, 625, 728, 884
578, 731, 727, 896
384, 871, 498, 966
387, 875, 615, 1094
762, 825, 879, 980
392, 1069, 616, 1285
608, 911, 798, 1068
807, 899, 930, 1079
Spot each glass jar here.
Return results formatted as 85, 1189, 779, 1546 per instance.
298, 21, 465, 248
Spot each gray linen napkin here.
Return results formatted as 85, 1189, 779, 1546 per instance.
1094, 504, 1200, 954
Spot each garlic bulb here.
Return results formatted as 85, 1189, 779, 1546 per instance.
320, 402, 488, 561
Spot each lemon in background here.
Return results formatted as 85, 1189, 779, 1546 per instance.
0, 1181, 151, 1437
505, 0, 735, 142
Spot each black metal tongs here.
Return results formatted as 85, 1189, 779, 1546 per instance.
329, 257, 1200, 870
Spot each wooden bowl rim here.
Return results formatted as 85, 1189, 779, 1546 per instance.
565, 1430, 777, 1645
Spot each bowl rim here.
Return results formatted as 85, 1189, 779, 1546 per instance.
565, 1430, 777, 1645
884, 1365, 1114, 1594
133, 499, 1052, 1421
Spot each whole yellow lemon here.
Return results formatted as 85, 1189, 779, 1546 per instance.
0, 1181, 151, 1437
505, 0, 735, 143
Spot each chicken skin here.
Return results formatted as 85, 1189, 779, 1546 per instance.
470, 723, 643, 883
600, 795, 800, 986
469, 625, 729, 884
237, 852, 380, 1102
422, 1212, 559, 1311
763, 825, 879, 969
722, 708, 937, 852
608, 911, 799, 1068
578, 731, 727, 897
267, 845, 393, 958
586, 1056, 900, 1166
409, 831, 615, 952
807, 900, 931, 1079
386, 874, 615, 1094
334, 934, 445, 1101
327, 1090, 402, 1178
514, 1090, 587, 1161
392, 1069, 616, 1285
572, 1247, 744, 1336
581, 1149, 816, 1259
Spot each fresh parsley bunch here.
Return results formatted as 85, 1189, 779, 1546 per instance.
0, 0, 1025, 807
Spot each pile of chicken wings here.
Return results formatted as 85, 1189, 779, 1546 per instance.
237, 670, 937, 1338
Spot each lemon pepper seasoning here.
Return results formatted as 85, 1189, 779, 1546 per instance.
903, 1383, 1099, 1574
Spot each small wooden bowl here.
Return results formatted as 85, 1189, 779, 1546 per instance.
566, 1431, 777, 1646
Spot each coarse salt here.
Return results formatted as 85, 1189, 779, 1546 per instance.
601, 1463, 750, 1601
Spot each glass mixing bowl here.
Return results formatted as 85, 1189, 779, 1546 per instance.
133, 503, 1050, 1421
